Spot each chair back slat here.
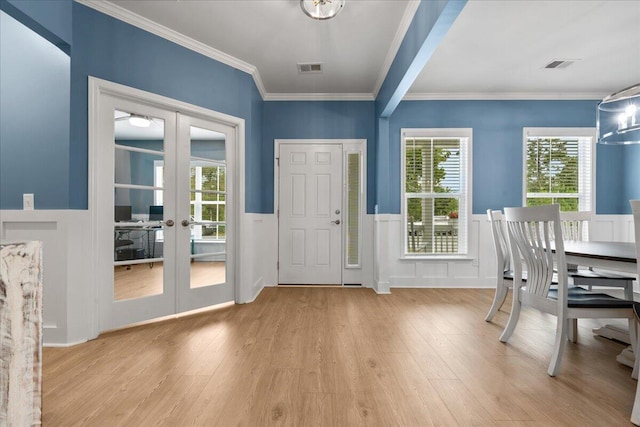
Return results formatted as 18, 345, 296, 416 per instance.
505, 205, 566, 299
487, 209, 510, 273
558, 211, 591, 241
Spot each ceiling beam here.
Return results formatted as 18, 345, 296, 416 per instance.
375, 0, 467, 118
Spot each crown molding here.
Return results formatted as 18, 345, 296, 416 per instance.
403, 91, 607, 101
75, 0, 266, 99
372, 0, 421, 98
264, 93, 375, 101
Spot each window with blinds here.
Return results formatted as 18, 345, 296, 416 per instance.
402, 129, 471, 256
524, 128, 593, 212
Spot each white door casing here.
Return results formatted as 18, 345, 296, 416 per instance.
278, 144, 343, 284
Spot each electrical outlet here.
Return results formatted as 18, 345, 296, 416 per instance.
23, 193, 34, 210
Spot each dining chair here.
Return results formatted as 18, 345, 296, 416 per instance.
559, 211, 635, 301
500, 204, 636, 377
485, 209, 514, 321
631, 302, 640, 426
629, 201, 640, 426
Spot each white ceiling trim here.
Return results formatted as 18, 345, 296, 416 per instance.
264, 93, 374, 101
372, 0, 421, 98
75, 0, 267, 98
403, 92, 607, 101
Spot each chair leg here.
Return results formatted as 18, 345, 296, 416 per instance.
485, 279, 509, 322
567, 318, 578, 343
633, 316, 640, 380
633, 324, 640, 424
548, 317, 569, 377
634, 333, 640, 380
499, 287, 521, 343
631, 379, 640, 426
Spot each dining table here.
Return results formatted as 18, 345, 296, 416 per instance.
559, 240, 640, 425
563, 240, 637, 275
561, 240, 638, 367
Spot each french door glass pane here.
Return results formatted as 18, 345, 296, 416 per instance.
189, 125, 226, 289
113, 110, 165, 301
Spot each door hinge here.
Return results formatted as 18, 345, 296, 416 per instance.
277, 261, 279, 270
277, 209, 279, 219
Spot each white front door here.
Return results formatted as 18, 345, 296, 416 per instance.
278, 144, 343, 284
97, 94, 235, 331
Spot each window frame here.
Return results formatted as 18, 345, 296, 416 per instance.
522, 127, 595, 212
154, 160, 227, 242
401, 128, 473, 259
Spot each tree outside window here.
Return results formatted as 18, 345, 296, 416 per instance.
525, 135, 588, 212
404, 135, 467, 255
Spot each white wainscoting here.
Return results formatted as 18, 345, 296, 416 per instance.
0, 210, 93, 347
251, 213, 375, 291
1, 210, 633, 346
374, 213, 636, 289
237, 213, 277, 303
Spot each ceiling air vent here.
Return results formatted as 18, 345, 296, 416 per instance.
297, 63, 323, 74
544, 59, 578, 69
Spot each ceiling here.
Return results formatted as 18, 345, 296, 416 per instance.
86, 0, 640, 100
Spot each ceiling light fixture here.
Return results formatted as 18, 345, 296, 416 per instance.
300, 0, 345, 20
597, 83, 640, 144
128, 114, 151, 128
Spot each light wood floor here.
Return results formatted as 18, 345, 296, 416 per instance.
43, 287, 637, 426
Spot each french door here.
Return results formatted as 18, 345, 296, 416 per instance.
98, 95, 235, 331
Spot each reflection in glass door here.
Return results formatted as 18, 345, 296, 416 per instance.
176, 116, 234, 313
113, 110, 168, 301
188, 126, 226, 288
98, 93, 235, 332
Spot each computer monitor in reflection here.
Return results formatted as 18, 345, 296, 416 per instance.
149, 205, 163, 221
114, 205, 132, 222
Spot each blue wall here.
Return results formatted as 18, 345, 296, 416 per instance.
387, 100, 623, 215
2, 2, 634, 216
262, 101, 376, 213
71, 3, 263, 212
0, 10, 70, 209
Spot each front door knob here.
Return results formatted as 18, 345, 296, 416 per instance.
331, 219, 341, 225
165, 219, 174, 227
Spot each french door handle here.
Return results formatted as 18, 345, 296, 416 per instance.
165, 219, 175, 227
181, 220, 192, 227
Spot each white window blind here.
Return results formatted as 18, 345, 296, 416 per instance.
524, 128, 593, 212
402, 129, 471, 256
346, 152, 361, 267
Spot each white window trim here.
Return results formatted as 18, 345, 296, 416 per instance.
401, 128, 473, 259
153, 160, 227, 242
522, 127, 595, 212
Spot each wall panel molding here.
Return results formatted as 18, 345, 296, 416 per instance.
0, 210, 92, 346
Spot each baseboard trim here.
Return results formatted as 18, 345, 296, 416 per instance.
43, 339, 88, 348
